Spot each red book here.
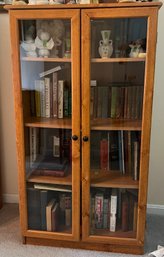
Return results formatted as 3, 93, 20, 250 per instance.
100, 139, 108, 171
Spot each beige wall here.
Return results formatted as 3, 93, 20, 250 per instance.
148, 5, 164, 205
0, 9, 164, 204
0, 13, 18, 196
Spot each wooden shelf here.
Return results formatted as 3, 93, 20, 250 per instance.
24, 117, 141, 131
90, 171, 139, 189
91, 57, 145, 63
21, 57, 71, 62
27, 173, 72, 185
91, 228, 136, 238
91, 118, 142, 131
25, 117, 72, 129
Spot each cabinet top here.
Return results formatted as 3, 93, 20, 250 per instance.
4, 1, 162, 10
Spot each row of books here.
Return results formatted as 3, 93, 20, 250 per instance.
27, 186, 72, 231
22, 67, 71, 119
91, 131, 140, 180
90, 83, 143, 120
90, 188, 138, 233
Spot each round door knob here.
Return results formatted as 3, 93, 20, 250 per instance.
83, 136, 89, 142
72, 135, 78, 141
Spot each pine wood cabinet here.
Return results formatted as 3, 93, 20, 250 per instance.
6, 2, 161, 254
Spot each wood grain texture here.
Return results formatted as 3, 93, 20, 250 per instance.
9, 3, 161, 253
137, 8, 159, 246
10, 8, 81, 242
4, 1, 162, 10
25, 236, 144, 254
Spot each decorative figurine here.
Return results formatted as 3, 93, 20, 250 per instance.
129, 39, 144, 58
36, 20, 64, 58
98, 30, 113, 58
35, 30, 54, 57
21, 25, 37, 57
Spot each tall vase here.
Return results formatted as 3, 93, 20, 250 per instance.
98, 30, 113, 58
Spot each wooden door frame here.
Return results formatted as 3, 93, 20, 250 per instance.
9, 8, 80, 241
81, 7, 158, 246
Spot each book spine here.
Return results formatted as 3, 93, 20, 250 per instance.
39, 65, 61, 78
95, 194, 103, 229
52, 72, 58, 118
58, 80, 64, 119
63, 85, 69, 117
40, 190, 48, 231
34, 80, 41, 117
53, 136, 60, 158
39, 80, 45, 118
45, 77, 51, 118
110, 189, 117, 232
100, 139, 108, 171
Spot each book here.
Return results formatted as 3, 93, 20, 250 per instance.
58, 80, 64, 119
30, 127, 39, 166
46, 198, 56, 231
32, 167, 68, 177
35, 156, 68, 171
44, 77, 51, 118
53, 136, 60, 157
95, 193, 104, 229
121, 192, 129, 231
110, 189, 117, 232
100, 139, 108, 171
65, 195, 72, 227
39, 65, 62, 78
34, 184, 72, 192
27, 187, 41, 230
52, 72, 58, 118
51, 202, 60, 232
40, 190, 55, 231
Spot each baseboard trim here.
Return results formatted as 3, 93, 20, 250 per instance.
147, 204, 164, 215
3, 194, 19, 203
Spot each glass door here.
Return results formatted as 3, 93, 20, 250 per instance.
82, 8, 157, 244
10, 9, 80, 241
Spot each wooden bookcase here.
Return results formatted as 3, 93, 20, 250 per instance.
6, 2, 161, 254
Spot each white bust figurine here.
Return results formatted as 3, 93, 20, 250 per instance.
35, 30, 55, 58
21, 31, 37, 57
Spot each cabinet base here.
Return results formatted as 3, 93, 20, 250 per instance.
25, 237, 144, 255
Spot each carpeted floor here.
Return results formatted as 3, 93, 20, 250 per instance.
0, 203, 164, 257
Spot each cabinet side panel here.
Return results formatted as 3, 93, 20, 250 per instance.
137, 8, 158, 245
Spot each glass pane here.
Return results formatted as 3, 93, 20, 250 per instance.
89, 17, 146, 238
91, 18, 147, 58
19, 19, 72, 233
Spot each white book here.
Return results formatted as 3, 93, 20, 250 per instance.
58, 80, 64, 119
39, 65, 62, 78
110, 189, 117, 232
34, 184, 72, 192
110, 214, 116, 232
44, 77, 51, 118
